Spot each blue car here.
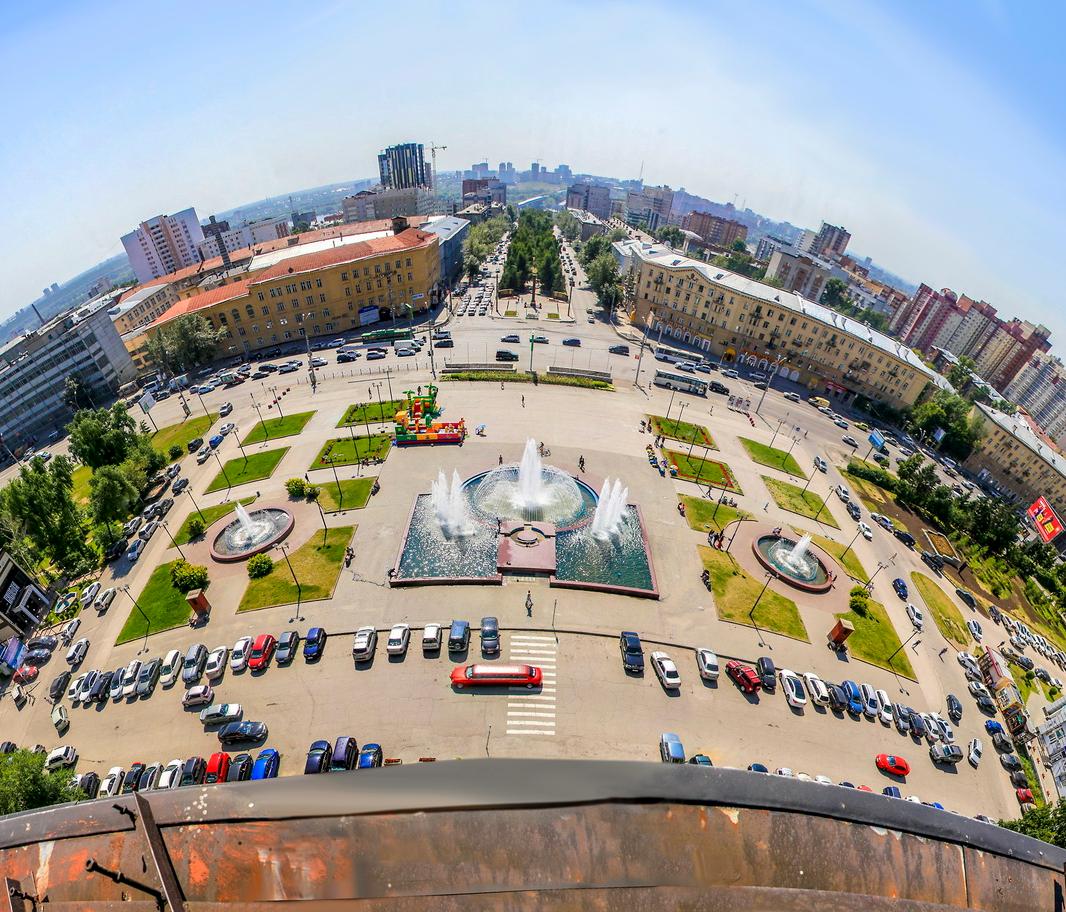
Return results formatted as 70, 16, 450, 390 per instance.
892, 578, 908, 599
841, 680, 864, 715
208, 434, 224, 449
747, 763, 769, 773
303, 627, 326, 660
356, 743, 383, 769
882, 786, 902, 798
251, 748, 280, 779
985, 719, 1004, 735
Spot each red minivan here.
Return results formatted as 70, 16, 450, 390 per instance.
205, 751, 231, 784
450, 664, 542, 689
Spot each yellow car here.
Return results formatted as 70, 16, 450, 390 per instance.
855, 421, 870, 431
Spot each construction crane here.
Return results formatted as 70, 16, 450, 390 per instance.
429, 142, 447, 189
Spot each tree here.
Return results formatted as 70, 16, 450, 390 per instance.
0, 750, 84, 816
947, 355, 976, 391
821, 278, 851, 311
555, 210, 580, 242
67, 404, 140, 470
608, 227, 628, 242
186, 515, 206, 539
62, 375, 94, 411
170, 559, 209, 592
247, 553, 273, 578
655, 225, 685, 248
88, 465, 141, 527
586, 253, 622, 309
579, 234, 612, 268
1000, 799, 1066, 847
910, 390, 983, 461
146, 314, 225, 376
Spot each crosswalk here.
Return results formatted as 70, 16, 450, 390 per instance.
505, 634, 557, 736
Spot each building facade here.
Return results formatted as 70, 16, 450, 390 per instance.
755, 235, 791, 262
120, 208, 205, 284
566, 183, 612, 221
971, 318, 1052, 393
620, 240, 942, 410
0, 552, 51, 642
422, 216, 469, 287
764, 248, 830, 301
197, 216, 290, 260
624, 186, 674, 232
107, 282, 179, 335
378, 142, 429, 190
342, 187, 433, 223
0, 303, 137, 445
813, 222, 851, 258
461, 178, 506, 206
1005, 354, 1066, 443
680, 212, 748, 249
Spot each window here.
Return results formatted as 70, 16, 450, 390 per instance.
276, 302, 285, 312
315, 278, 322, 288
261, 306, 269, 316
306, 296, 313, 306
257, 292, 265, 302
319, 293, 326, 303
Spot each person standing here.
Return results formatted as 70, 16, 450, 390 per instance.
525, 590, 533, 617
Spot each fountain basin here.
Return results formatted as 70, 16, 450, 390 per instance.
210, 506, 294, 562
752, 534, 833, 593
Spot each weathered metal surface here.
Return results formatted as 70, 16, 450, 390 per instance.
0, 761, 1059, 909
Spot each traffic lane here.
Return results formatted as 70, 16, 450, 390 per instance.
552, 636, 1015, 817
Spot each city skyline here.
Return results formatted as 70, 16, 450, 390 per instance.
1, 0, 1063, 342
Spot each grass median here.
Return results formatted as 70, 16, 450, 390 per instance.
699, 545, 809, 642
174, 496, 257, 544
152, 415, 215, 460
763, 476, 840, 528
311, 435, 391, 471
317, 477, 375, 512
805, 531, 870, 583
204, 447, 289, 494
338, 400, 405, 427
239, 526, 354, 611
834, 589, 915, 678
663, 449, 742, 493
910, 571, 970, 647
650, 415, 716, 449
679, 495, 749, 533
241, 410, 315, 445
740, 437, 806, 479
115, 561, 196, 645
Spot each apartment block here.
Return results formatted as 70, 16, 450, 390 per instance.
342, 187, 434, 223
813, 222, 851, 258
680, 212, 748, 249
378, 142, 429, 190
624, 186, 674, 232
120, 208, 205, 284
764, 248, 830, 301
566, 183, 612, 221
197, 216, 290, 260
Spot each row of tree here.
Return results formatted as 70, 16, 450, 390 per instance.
576, 233, 625, 311
820, 278, 889, 332
500, 210, 566, 296
461, 214, 511, 283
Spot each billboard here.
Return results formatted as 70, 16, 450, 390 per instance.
137, 391, 156, 414
358, 305, 381, 326
1027, 496, 1065, 544
932, 426, 947, 444
868, 430, 885, 450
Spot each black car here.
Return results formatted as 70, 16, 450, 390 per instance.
122, 763, 147, 794
619, 631, 644, 674
218, 720, 269, 745
77, 771, 101, 799
276, 631, 300, 665
180, 756, 207, 786
304, 739, 333, 774
104, 539, 127, 562
1016, 655, 1035, 671
22, 648, 53, 666
827, 683, 848, 712
910, 712, 928, 739
988, 605, 1002, 624
755, 656, 776, 691
992, 732, 1014, 753
0, 742, 16, 754
892, 703, 911, 734
330, 736, 358, 771
28, 635, 58, 652
955, 588, 977, 609
921, 551, 944, 573
976, 694, 996, 714
893, 529, 916, 547
433, 338, 454, 348
49, 670, 71, 702
1009, 769, 1030, 788
89, 671, 113, 703
227, 753, 254, 782
1000, 753, 1022, 771
186, 437, 204, 453
609, 344, 630, 355
709, 381, 730, 395
946, 693, 963, 722
495, 349, 519, 362
846, 501, 861, 521
173, 478, 189, 494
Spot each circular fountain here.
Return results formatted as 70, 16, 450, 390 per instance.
752, 533, 833, 593
210, 502, 294, 562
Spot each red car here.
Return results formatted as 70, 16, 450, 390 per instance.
247, 634, 277, 672
13, 665, 38, 685
856, 785, 873, 792
725, 661, 760, 694
205, 751, 231, 784
875, 753, 910, 777
1017, 788, 1034, 804
450, 664, 542, 689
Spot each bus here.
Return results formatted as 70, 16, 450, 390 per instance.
654, 345, 694, 365
653, 370, 708, 396
360, 327, 413, 343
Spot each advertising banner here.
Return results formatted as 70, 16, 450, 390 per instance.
1027, 496, 1064, 544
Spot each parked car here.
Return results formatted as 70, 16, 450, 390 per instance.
200, 703, 242, 726
248, 634, 277, 671
619, 631, 645, 673
779, 669, 807, 708
755, 656, 776, 691
422, 624, 442, 652
480, 616, 500, 655
875, 753, 910, 777
218, 720, 268, 746
45, 745, 78, 771
696, 649, 719, 680
352, 627, 377, 662
930, 744, 964, 765
659, 732, 685, 763
135, 658, 161, 697
650, 651, 681, 689
303, 627, 326, 660
892, 578, 909, 599
905, 603, 924, 630
182, 684, 214, 707
356, 743, 383, 769
275, 631, 299, 665
304, 739, 333, 774
65, 637, 89, 666
386, 624, 411, 656
726, 661, 760, 694
251, 748, 281, 779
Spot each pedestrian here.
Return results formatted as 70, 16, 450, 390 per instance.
499, 454, 503, 465
938, 647, 948, 659
521, 395, 525, 408
526, 590, 533, 618
763, 501, 769, 511
304, 473, 309, 482
579, 455, 585, 472
911, 639, 921, 650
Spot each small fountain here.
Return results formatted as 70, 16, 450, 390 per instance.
589, 478, 629, 539
470, 438, 587, 524
779, 534, 813, 574
431, 469, 473, 537
752, 531, 832, 593
516, 439, 545, 512
210, 503, 294, 562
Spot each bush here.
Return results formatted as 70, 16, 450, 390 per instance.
186, 515, 206, 539
168, 443, 184, 460
846, 461, 898, 492
848, 585, 871, 618
247, 553, 273, 578
170, 559, 209, 593
285, 477, 307, 498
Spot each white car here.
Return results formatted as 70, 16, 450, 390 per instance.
650, 651, 681, 689
779, 669, 807, 708
957, 651, 979, 671
859, 682, 879, 719
45, 745, 78, 771
60, 617, 81, 645
967, 619, 983, 642
968, 737, 983, 767
158, 649, 182, 687
422, 623, 442, 651
65, 637, 89, 666
919, 713, 940, 742
197, 448, 212, 464
775, 767, 794, 777
905, 603, 924, 630
80, 581, 101, 607
386, 623, 411, 656
969, 680, 991, 700
77, 671, 98, 703
120, 660, 142, 698
857, 521, 872, 541
930, 712, 954, 743
158, 759, 183, 789
67, 673, 87, 701
94, 587, 117, 612
835, 485, 850, 502
139, 763, 163, 791
231, 636, 253, 672
220, 423, 236, 436
101, 766, 125, 796
182, 684, 214, 707
796, 772, 813, 782
802, 672, 829, 706
352, 626, 377, 661
219, 403, 233, 417
205, 646, 228, 680
109, 669, 126, 700
875, 689, 894, 725
695, 648, 719, 680
814, 774, 834, 785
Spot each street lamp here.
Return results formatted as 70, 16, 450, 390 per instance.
327, 455, 343, 509
755, 353, 788, 414
251, 396, 270, 443
122, 585, 152, 656
160, 520, 186, 560
185, 487, 206, 523
316, 499, 328, 545
278, 543, 303, 622
840, 527, 863, 562
212, 449, 231, 495
748, 571, 774, 647
269, 385, 285, 419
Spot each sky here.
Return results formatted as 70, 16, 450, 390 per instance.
2, 0, 1064, 341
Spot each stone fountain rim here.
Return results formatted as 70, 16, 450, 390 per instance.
751, 532, 834, 594
461, 468, 601, 533
208, 502, 295, 563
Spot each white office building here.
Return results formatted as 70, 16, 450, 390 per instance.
121, 208, 205, 283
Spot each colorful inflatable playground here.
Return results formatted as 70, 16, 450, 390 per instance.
393, 385, 466, 446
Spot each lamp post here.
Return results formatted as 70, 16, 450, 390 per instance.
185, 488, 206, 523
316, 499, 328, 545
385, 368, 394, 402
664, 389, 677, 422
196, 391, 210, 417
755, 353, 788, 414
327, 455, 343, 509
122, 586, 152, 656
840, 527, 862, 561
212, 449, 231, 495
278, 543, 303, 622
769, 415, 786, 450
234, 427, 248, 461
160, 520, 186, 561
269, 385, 285, 419
251, 396, 269, 442
748, 571, 774, 644
866, 553, 896, 592
886, 625, 921, 669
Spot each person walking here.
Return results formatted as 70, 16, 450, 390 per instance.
498, 454, 504, 465
521, 395, 526, 408
938, 647, 948, 659
525, 590, 533, 618
578, 455, 585, 472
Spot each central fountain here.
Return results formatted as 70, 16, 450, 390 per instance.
470, 439, 588, 524
210, 502, 294, 562
752, 532, 833, 593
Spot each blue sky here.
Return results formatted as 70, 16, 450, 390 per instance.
2, 0, 1063, 342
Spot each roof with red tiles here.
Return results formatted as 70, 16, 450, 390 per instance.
147, 280, 250, 329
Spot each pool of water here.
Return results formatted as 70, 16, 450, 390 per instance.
395, 495, 498, 579
556, 506, 654, 591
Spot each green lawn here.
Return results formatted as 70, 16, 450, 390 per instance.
241, 410, 315, 445
115, 562, 196, 645
1017, 744, 1046, 808
807, 532, 870, 583
910, 571, 970, 647
72, 464, 93, 506
152, 415, 215, 460
204, 447, 289, 493
174, 496, 257, 544
1011, 662, 1039, 708
699, 545, 809, 642
740, 437, 806, 479
317, 477, 375, 512
338, 400, 405, 427
834, 596, 916, 679
679, 495, 749, 533
310, 435, 391, 471
662, 449, 742, 493
239, 526, 354, 611
650, 414, 716, 449
763, 477, 840, 529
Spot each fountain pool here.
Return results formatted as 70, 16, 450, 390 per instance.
752, 533, 833, 593
210, 504, 294, 562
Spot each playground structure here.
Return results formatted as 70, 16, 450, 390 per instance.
393, 385, 466, 446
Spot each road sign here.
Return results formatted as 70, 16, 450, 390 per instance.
867, 429, 885, 450
1027, 496, 1064, 544
137, 391, 156, 414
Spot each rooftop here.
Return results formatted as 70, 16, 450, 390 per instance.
422, 215, 469, 242
107, 282, 169, 316
975, 401, 1066, 481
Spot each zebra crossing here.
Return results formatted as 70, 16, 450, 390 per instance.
505, 634, 557, 736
